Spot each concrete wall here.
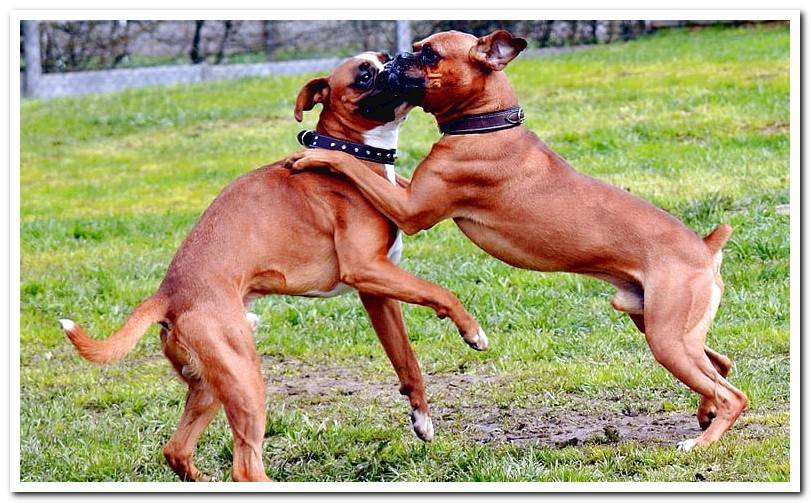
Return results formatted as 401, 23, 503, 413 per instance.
26, 57, 340, 99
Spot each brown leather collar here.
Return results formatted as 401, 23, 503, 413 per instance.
438, 106, 525, 135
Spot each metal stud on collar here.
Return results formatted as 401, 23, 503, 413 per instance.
297, 130, 397, 164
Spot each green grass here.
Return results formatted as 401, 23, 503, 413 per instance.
20, 25, 790, 483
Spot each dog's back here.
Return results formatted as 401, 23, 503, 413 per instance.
159, 161, 396, 300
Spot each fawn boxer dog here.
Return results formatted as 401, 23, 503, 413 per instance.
60, 52, 487, 482
287, 31, 748, 450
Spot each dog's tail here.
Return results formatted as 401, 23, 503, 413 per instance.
703, 224, 733, 255
60, 295, 168, 364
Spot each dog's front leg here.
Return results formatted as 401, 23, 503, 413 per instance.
287, 150, 453, 235
359, 293, 433, 441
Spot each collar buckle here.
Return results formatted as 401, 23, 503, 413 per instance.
506, 107, 525, 125
439, 105, 526, 135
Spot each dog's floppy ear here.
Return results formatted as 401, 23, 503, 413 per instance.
294, 77, 330, 122
470, 30, 527, 71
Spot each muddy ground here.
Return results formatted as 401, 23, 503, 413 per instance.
262, 357, 775, 448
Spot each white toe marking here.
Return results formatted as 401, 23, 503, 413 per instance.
59, 319, 76, 331
245, 312, 260, 330
467, 327, 489, 351
411, 409, 434, 442
476, 328, 489, 349
677, 439, 697, 452
423, 416, 434, 441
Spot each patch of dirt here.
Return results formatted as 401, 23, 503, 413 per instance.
445, 405, 701, 447
758, 121, 789, 135
260, 357, 772, 448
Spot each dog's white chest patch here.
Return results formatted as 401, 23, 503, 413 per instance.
383, 164, 404, 265
302, 162, 402, 298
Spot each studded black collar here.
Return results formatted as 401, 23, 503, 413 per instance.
297, 130, 397, 164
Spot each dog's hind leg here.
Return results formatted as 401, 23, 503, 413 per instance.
163, 384, 221, 481
160, 325, 222, 481
704, 345, 732, 377
697, 344, 734, 430
642, 271, 747, 450
611, 286, 645, 333
177, 308, 270, 482
360, 293, 433, 441
628, 314, 646, 333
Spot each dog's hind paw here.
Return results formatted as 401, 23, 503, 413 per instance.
411, 409, 434, 442
464, 327, 489, 351
676, 438, 697, 452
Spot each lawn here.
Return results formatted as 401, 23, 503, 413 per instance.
19, 24, 790, 483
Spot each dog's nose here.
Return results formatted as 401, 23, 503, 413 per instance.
388, 53, 417, 78
392, 52, 418, 67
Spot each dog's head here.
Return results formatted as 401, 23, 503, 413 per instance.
294, 52, 412, 131
383, 30, 527, 118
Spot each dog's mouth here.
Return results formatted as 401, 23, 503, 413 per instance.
357, 65, 412, 122
380, 55, 427, 103
357, 92, 405, 122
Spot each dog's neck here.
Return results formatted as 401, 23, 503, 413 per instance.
430, 72, 519, 125
315, 113, 403, 164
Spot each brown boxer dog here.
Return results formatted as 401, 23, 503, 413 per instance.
60, 52, 487, 482
287, 31, 747, 451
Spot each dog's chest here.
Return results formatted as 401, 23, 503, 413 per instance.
303, 164, 402, 298
383, 164, 404, 263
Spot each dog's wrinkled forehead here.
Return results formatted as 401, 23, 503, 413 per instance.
329, 51, 389, 86
354, 52, 386, 71
413, 31, 478, 55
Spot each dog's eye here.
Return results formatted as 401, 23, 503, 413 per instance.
420, 47, 439, 66
354, 62, 374, 89
353, 68, 374, 90
356, 71, 373, 88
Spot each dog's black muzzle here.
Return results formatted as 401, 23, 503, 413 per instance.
356, 61, 408, 122
380, 53, 425, 100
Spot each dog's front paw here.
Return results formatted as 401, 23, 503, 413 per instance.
283, 150, 307, 169
289, 149, 359, 173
